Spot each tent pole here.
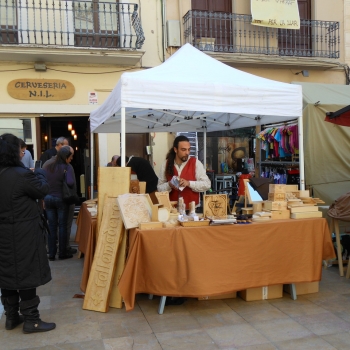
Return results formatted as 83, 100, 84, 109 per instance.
298, 116, 305, 191
90, 132, 94, 199
121, 107, 126, 167
203, 130, 207, 170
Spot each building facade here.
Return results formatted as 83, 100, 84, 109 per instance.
0, 0, 349, 196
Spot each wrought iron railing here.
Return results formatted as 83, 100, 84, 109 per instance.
0, 0, 145, 49
183, 10, 340, 59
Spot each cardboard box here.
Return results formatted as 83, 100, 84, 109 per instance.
270, 209, 290, 220
269, 184, 286, 193
263, 201, 287, 211
283, 282, 319, 295
198, 292, 237, 300
268, 193, 286, 201
238, 285, 283, 301
290, 211, 322, 219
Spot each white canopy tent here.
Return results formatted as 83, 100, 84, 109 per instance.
90, 44, 303, 191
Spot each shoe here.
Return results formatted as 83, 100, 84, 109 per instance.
58, 254, 73, 260
165, 297, 187, 306
20, 296, 56, 334
67, 247, 77, 254
48, 256, 55, 261
1, 295, 24, 330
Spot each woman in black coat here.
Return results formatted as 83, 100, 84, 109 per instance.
0, 133, 55, 334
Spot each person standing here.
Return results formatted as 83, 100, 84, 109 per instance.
44, 147, 75, 260
43, 145, 78, 255
19, 139, 34, 169
40, 136, 68, 166
116, 156, 158, 204
157, 135, 211, 209
0, 133, 56, 333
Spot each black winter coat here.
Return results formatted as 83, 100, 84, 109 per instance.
0, 165, 51, 290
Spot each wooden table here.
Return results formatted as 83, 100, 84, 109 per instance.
75, 202, 97, 292
118, 218, 335, 312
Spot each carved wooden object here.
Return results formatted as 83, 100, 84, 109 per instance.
203, 194, 228, 217
97, 167, 131, 238
117, 194, 152, 229
83, 196, 123, 312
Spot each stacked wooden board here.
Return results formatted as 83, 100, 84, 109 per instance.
262, 184, 324, 220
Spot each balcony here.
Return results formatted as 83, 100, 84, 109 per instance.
183, 10, 340, 69
0, 0, 145, 65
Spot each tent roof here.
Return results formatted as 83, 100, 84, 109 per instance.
292, 82, 350, 107
90, 44, 302, 133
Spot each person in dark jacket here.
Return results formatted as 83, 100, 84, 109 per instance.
0, 133, 56, 333
40, 136, 68, 166
44, 147, 75, 260
116, 155, 159, 204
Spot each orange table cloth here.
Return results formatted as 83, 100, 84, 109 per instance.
75, 202, 97, 292
118, 218, 335, 311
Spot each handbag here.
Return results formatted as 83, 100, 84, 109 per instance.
62, 167, 79, 204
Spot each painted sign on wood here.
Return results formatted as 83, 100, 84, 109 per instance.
7, 79, 75, 101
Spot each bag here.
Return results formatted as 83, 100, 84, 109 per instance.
62, 168, 79, 205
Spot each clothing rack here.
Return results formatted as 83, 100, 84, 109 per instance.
261, 120, 298, 129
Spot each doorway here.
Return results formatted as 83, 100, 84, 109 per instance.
191, 0, 232, 51
278, 0, 311, 55
39, 116, 89, 197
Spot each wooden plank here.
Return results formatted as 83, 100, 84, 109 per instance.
83, 196, 123, 312
97, 167, 131, 237
289, 206, 319, 213
291, 211, 322, 219
109, 228, 128, 309
139, 182, 146, 194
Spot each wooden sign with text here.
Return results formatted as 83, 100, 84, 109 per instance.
7, 79, 75, 101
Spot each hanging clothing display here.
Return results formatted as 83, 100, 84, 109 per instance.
256, 124, 299, 161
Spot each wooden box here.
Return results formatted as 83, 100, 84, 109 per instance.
283, 282, 319, 295
269, 184, 286, 193
270, 209, 290, 220
238, 285, 283, 301
285, 185, 299, 192
263, 201, 287, 211
268, 192, 286, 202
299, 190, 310, 197
198, 292, 237, 300
203, 194, 227, 217
290, 211, 322, 219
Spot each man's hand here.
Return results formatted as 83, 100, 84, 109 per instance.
179, 178, 190, 188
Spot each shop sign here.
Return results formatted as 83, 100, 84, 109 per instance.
7, 79, 75, 101
251, 0, 300, 29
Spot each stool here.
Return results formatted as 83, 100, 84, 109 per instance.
215, 175, 235, 192
330, 218, 345, 276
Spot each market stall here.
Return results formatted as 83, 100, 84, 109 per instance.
90, 43, 303, 186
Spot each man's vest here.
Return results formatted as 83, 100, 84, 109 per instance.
166, 157, 199, 207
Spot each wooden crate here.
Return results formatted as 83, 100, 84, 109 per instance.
269, 184, 286, 193
263, 201, 287, 211
238, 285, 283, 301
289, 206, 319, 213
268, 193, 286, 202
270, 209, 290, 220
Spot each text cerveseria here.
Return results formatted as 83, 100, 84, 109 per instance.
15, 82, 67, 89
